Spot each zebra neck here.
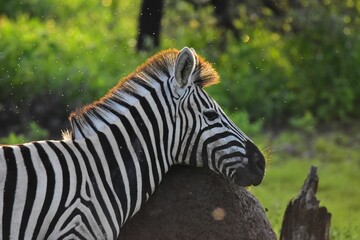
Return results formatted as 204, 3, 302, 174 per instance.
71, 116, 174, 225
70, 77, 176, 141
70, 85, 176, 222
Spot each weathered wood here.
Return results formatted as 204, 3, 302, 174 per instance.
120, 165, 276, 240
280, 166, 331, 240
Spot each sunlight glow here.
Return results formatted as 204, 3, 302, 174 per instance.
102, 0, 112, 7
242, 34, 250, 43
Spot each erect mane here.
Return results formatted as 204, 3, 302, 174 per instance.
67, 48, 220, 140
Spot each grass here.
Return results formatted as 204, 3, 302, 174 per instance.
251, 130, 360, 239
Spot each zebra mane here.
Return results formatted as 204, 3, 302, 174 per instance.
68, 48, 220, 140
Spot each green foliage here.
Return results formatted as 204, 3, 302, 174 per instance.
228, 110, 264, 137
1, 0, 360, 127
28, 121, 49, 140
0, 7, 147, 109
283, 1, 360, 123
0, 132, 26, 145
0, 0, 54, 19
162, 0, 360, 125
0, 121, 48, 144
289, 111, 317, 133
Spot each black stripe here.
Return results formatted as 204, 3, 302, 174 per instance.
18, 145, 37, 239
110, 123, 152, 208
110, 98, 160, 187
193, 90, 202, 112
60, 141, 83, 206
180, 95, 198, 163
32, 142, 56, 239
59, 206, 97, 239
131, 91, 166, 179
198, 89, 210, 108
219, 152, 247, 175
141, 68, 167, 85
73, 141, 110, 237
160, 79, 175, 124
101, 126, 137, 218
201, 132, 237, 168
91, 109, 132, 224
199, 88, 215, 108
179, 92, 191, 143
73, 119, 86, 139
209, 140, 246, 170
59, 141, 98, 239
2, 147, 17, 239
59, 230, 87, 240
167, 77, 179, 108
44, 142, 71, 239
175, 94, 189, 161
86, 136, 121, 236
189, 123, 222, 166
136, 79, 173, 167
100, 104, 152, 208
151, 87, 172, 166
83, 114, 98, 133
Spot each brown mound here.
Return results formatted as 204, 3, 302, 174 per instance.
120, 165, 276, 240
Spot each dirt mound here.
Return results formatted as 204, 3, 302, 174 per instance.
120, 165, 276, 240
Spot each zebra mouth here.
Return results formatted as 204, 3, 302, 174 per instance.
220, 156, 264, 187
230, 141, 266, 187
231, 164, 265, 187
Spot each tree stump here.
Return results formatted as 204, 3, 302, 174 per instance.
280, 166, 331, 240
120, 165, 276, 240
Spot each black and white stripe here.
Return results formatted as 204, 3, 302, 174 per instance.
0, 47, 265, 239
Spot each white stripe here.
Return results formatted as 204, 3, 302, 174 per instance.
23, 143, 48, 238
48, 198, 100, 239
36, 141, 64, 239
87, 133, 122, 227
0, 147, 7, 238
103, 122, 143, 219
10, 146, 28, 239
52, 141, 78, 208
145, 87, 170, 172
133, 98, 162, 183
99, 123, 131, 222
156, 84, 176, 166
72, 138, 113, 238
84, 134, 118, 238
219, 157, 247, 174
110, 102, 156, 194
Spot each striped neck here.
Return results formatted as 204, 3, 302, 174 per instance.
70, 80, 177, 226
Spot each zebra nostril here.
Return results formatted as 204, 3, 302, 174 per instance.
246, 141, 265, 174
255, 152, 265, 173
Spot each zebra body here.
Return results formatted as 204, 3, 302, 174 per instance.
0, 47, 265, 239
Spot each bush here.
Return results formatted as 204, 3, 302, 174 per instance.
0, 121, 48, 144
0, 12, 148, 136
195, 1, 360, 125
1, 0, 359, 137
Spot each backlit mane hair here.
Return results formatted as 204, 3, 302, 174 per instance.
68, 48, 220, 139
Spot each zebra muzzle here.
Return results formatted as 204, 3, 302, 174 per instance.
233, 141, 266, 187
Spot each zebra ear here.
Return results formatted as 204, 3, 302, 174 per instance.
174, 47, 196, 88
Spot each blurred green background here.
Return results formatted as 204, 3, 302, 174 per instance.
0, 0, 359, 238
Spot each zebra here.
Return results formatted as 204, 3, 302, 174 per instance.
0, 47, 265, 239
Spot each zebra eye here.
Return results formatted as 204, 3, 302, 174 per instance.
204, 110, 219, 121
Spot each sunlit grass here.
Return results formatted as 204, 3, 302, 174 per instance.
251, 130, 360, 239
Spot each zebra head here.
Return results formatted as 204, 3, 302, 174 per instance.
171, 47, 265, 187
